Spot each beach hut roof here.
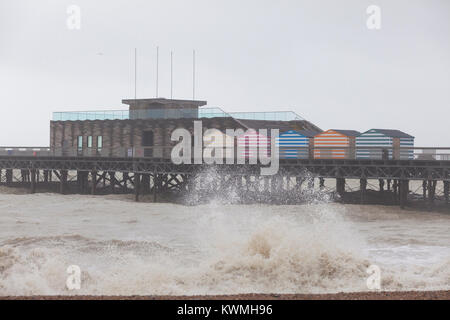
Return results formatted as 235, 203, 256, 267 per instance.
296, 129, 320, 138
326, 129, 361, 137
238, 119, 294, 133
366, 129, 414, 139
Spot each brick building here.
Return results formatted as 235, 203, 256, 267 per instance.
50, 98, 321, 158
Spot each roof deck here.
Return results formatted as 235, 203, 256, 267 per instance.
52, 107, 305, 122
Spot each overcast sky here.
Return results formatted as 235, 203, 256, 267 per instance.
0, 0, 449, 146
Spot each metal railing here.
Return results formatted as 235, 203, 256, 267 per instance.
229, 111, 304, 121
1, 146, 449, 161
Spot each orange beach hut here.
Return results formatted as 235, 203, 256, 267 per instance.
314, 129, 361, 159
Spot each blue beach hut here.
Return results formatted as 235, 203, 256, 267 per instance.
356, 129, 415, 160
276, 130, 317, 159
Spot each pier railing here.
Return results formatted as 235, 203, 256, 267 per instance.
0, 146, 449, 161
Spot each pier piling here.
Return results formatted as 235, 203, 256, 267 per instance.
141, 174, 150, 194
379, 179, 385, 193
336, 178, 345, 198
444, 181, 449, 205
399, 180, 409, 209
422, 181, 427, 200
427, 180, 437, 207
30, 169, 36, 194
109, 172, 116, 193
134, 173, 141, 202
360, 178, 367, 204
60, 170, 67, 194
319, 177, 325, 190
91, 171, 97, 195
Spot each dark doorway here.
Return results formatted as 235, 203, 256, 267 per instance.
142, 131, 154, 157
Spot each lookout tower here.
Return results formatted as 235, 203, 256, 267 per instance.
122, 98, 207, 119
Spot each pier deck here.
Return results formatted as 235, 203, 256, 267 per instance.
0, 156, 449, 180
0, 153, 448, 209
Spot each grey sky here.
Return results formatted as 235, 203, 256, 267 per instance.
1, 0, 449, 146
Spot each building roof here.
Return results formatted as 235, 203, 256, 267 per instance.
237, 119, 322, 135
329, 129, 361, 137
365, 129, 414, 139
122, 98, 207, 108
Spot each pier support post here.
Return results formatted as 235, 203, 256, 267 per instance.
83, 171, 89, 194
422, 180, 427, 200
263, 177, 270, 193
6, 169, 12, 186
336, 178, 345, 198
153, 172, 158, 202
271, 177, 276, 193
360, 178, 367, 204
319, 177, 325, 190
122, 172, 129, 192
77, 171, 87, 194
21, 169, 28, 183
91, 171, 97, 195
399, 180, 409, 209
399, 180, 404, 208
307, 178, 315, 191
444, 181, 449, 205
60, 170, 67, 194
187, 174, 195, 193
295, 177, 304, 192
392, 180, 398, 202
141, 174, 150, 194
109, 172, 116, 194
428, 180, 437, 207
30, 169, 36, 194
379, 179, 385, 193
134, 173, 141, 202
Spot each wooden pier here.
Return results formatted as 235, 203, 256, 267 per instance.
0, 155, 448, 209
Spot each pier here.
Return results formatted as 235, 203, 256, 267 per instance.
0, 147, 449, 210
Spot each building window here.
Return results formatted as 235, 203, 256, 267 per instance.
77, 136, 83, 149
142, 131, 154, 157
97, 136, 103, 149
87, 136, 93, 148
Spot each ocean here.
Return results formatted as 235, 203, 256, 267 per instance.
0, 191, 449, 296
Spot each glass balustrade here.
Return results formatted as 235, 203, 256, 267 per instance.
52, 108, 304, 122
